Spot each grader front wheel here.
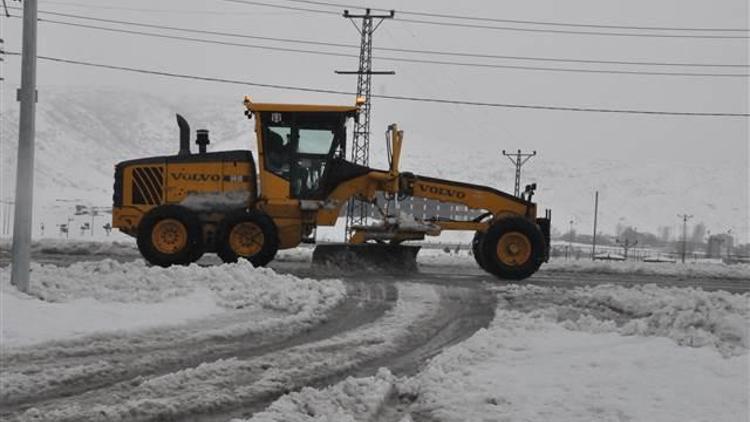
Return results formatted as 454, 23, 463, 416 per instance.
471, 231, 488, 271
216, 210, 279, 267
480, 216, 545, 281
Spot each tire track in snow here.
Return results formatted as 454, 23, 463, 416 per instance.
0, 281, 395, 419
2, 282, 495, 422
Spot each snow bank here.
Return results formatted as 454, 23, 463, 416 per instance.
396, 314, 748, 422
494, 284, 749, 356
246, 368, 396, 422
246, 284, 748, 422
1, 288, 222, 347
0, 238, 138, 257
0, 260, 346, 347
543, 257, 750, 279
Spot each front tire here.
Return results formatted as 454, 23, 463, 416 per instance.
472, 231, 488, 271
480, 216, 545, 281
137, 205, 204, 267
216, 209, 279, 267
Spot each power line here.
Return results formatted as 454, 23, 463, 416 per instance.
276, 0, 750, 32
29, 0, 268, 16
395, 18, 750, 39
8, 14, 748, 78
223, 0, 338, 16
227, 0, 750, 39
39, 0, 750, 33
3, 51, 747, 117
12, 8, 750, 68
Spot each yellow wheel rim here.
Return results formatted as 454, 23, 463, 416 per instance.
496, 231, 532, 267
152, 218, 188, 254
229, 222, 264, 257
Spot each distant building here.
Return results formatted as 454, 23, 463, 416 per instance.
706, 233, 734, 258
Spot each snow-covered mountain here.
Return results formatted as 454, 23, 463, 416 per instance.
1, 89, 746, 242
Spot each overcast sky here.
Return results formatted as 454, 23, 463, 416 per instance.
0, 0, 748, 240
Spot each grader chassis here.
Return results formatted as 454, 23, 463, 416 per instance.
112, 97, 551, 280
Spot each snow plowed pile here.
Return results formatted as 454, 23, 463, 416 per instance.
246, 368, 396, 422
0, 260, 345, 346
0, 238, 139, 256
494, 284, 749, 355
248, 284, 748, 422
542, 258, 750, 279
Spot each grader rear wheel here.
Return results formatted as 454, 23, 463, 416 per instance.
217, 210, 279, 267
151, 219, 188, 255
228, 222, 265, 257
137, 205, 204, 267
480, 216, 545, 281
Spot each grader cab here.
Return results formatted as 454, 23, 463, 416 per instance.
112, 96, 551, 280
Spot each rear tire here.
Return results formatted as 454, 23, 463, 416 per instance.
216, 209, 279, 267
480, 216, 545, 281
137, 205, 204, 267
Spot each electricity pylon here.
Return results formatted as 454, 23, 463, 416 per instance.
336, 8, 394, 241
502, 149, 536, 197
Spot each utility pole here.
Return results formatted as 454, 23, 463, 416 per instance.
11, 0, 38, 293
337, 8, 394, 241
90, 208, 98, 236
678, 213, 693, 263
591, 191, 599, 260
502, 149, 536, 197
568, 219, 575, 259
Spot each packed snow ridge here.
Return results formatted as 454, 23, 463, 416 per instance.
0, 260, 346, 347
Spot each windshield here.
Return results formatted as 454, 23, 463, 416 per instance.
298, 128, 335, 155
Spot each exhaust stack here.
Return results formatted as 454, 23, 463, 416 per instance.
176, 114, 191, 156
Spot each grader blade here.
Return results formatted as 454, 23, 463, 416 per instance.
312, 243, 420, 272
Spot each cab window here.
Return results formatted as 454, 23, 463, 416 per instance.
265, 126, 292, 178
298, 129, 335, 155
291, 128, 337, 198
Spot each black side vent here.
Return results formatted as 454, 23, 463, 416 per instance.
113, 164, 124, 207
131, 167, 164, 205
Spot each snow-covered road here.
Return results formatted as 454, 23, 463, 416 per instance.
1, 243, 747, 421
1, 260, 496, 421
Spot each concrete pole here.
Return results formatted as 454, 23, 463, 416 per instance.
678, 213, 693, 264
91, 209, 97, 236
10, 0, 38, 293
591, 191, 598, 260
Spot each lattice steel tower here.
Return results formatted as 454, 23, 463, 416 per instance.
502, 149, 537, 197
336, 8, 394, 241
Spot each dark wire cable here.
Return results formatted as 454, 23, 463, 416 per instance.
2, 51, 747, 117
10, 7, 748, 68
278, 0, 750, 32
11, 15, 749, 77
225, 0, 750, 39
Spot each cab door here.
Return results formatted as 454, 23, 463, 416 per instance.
288, 115, 345, 200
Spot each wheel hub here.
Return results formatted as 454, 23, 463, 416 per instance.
229, 222, 264, 257
496, 231, 532, 266
152, 219, 188, 254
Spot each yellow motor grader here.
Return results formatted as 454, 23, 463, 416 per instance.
112, 96, 551, 280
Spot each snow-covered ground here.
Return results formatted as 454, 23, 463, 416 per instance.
0, 237, 137, 256
243, 284, 749, 422
0, 259, 346, 347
